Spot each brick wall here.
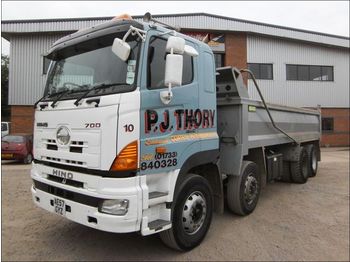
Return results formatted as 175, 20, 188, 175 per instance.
321, 108, 349, 147
10, 106, 35, 134
224, 33, 248, 84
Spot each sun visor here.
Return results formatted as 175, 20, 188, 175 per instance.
46, 20, 143, 60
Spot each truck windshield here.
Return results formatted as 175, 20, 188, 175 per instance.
44, 33, 141, 100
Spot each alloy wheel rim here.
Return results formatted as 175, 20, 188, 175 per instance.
182, 191, 207, 235
244, 174, 258, 205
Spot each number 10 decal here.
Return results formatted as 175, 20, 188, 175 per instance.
124, 124, 134, 132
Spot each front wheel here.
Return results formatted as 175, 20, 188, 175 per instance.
159, 174, 213, 251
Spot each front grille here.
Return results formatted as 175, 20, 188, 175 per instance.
33, 179, 101, 207
47, 144, 58, 150
40, 135, 93, 168
71, 141, 84, 146
47, 175, 84, 188
70, 147, 82, 153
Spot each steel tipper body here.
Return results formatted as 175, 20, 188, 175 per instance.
31, 14, 321, 251
216, 67, 321, 179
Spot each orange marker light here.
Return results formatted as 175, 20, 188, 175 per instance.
110, 140, 138, 171
112, 14, 133, 21
156, 147, 167, 154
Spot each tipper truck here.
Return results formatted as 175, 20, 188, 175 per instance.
31, 13, 321, 251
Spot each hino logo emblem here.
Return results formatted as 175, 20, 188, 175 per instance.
52, 169, 73, 180
56, 126, 70, 145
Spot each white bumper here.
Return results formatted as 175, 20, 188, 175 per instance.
31, 163, 142, 233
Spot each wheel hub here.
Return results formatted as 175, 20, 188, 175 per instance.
244, 175, 258, 205
182, 191, 207, 235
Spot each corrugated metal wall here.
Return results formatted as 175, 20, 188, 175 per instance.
3, 14, 349, 48
247, 35, 349, 108
9, 34, 67, 105
4, 14, 349, 106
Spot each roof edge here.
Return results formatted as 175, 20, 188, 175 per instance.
1, 12, 349, 40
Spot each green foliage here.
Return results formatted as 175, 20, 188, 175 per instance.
2, 54, 11, 121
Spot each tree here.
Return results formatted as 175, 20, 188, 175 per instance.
1, 54, 11, 121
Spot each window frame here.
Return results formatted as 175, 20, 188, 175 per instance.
42, 56, 51, 75
286, 64, 334, 82
146, 35, 194, 90
247, 63, 273, 80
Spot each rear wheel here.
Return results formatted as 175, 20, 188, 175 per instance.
290, 147, 309, 184
306, 145, 318, 177
23, 153, 33, 164
159, 174, 213, 251
227, 161, 260, 216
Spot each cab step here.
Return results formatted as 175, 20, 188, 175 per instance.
149, 191, 168, 199
148, 219, 171, 231
148, 191, 168, 206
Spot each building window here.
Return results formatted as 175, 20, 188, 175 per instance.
147, 36, 193, 89
214, 53, 225, 68
322, 117, 334, 132
286, 64, 334, 81
247, 63, 273, 80
43, 57, 51, 75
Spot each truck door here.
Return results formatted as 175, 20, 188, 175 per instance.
139, 34, 200, 174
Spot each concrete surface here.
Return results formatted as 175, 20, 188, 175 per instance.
1, 148, 349, 261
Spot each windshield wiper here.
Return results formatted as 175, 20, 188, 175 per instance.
34, 95, 49, 109
73, 83, 128, 106
34, 89, 67, 109
50, 89, 73, 108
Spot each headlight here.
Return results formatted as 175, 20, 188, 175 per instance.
99, 199, 129, 215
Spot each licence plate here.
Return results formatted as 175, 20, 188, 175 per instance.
1, 153, 13, 159
53, 198, 65, 216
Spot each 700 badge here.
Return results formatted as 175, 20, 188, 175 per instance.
140, 151, 177, 171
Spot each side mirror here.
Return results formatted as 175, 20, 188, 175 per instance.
161, 54, 183, 104
165, 54, 183, 86
111, 38, 131, 61
166, 36, 185, 54
184, 45, 199, 57
160, 36, 198, 104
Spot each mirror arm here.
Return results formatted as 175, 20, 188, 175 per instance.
168, 82, 172, 96
123, 25, 147, 42
122, 29, 132, 42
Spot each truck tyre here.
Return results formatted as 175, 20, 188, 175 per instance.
280, 161, 292, 182
290, 147, 309, 184
23, 153, 33, 164
227, 161, 260, 216
159, 174, 213, 251
306, 145, 318, 177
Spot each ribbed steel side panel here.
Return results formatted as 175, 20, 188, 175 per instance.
2, 14, 349, 48
8, 34, 66, 105
247, 35, 350, 108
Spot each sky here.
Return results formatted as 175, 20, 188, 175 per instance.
1, 1, 349, 55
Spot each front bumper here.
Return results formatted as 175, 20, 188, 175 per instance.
31, 163, 142, 233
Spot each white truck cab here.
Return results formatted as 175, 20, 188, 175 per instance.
31, 13, 321, 251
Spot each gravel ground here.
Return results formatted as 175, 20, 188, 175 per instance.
1, 148, 349, 261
